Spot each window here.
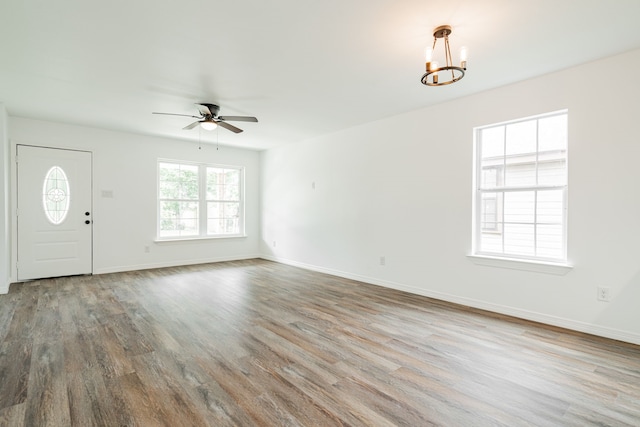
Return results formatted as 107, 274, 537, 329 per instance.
473, 111, 568, 262
158, 161, 244, 239
42, 166, 70, 225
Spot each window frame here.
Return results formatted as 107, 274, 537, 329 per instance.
472, 110, 568, 264
157, 159, 245, 241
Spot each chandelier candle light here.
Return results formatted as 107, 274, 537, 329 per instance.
421, 25, 467, 86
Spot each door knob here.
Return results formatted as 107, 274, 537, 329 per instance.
85, 212, 90, 216
85, 220, 91, 224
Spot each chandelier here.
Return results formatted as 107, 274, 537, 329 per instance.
421, 25, 467, 86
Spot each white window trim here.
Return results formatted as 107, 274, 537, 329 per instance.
154, 235, 248, 244
472, 110, 569, 266
157, 159, 245, 241
467, 254, 572, 275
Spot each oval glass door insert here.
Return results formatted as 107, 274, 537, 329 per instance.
42, 166, 70, 225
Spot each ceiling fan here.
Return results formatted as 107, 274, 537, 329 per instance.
152, 103, 258, 134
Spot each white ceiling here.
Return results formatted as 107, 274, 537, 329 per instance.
2, 0, 640, 150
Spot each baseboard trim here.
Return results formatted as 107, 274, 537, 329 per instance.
94, 254, 262, 275
261, 255, 640, 346
0, 280, 9, 295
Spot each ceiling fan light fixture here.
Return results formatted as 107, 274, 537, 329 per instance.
201, 121, 217, 131
153, 103, 257, 134
421, 25, 467, 86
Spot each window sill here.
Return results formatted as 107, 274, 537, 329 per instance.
155, 235, 247, 243
467, 254, 572, 275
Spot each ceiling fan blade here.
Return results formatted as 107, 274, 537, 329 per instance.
153, 112, 200, 118
196, 105, 211, 117
216, 121, 243, 133
219, 116, 258, 123
183, 121, 201, 130
196, 103, 220, 118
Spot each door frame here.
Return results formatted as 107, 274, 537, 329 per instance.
11, 144, 94, 282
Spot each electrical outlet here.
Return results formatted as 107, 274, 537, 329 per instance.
380, 256, 385, 266
144, 245, 150, 253
597, 286, 611, 302
273, 240, 277, 248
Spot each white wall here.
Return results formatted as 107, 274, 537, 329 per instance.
0, 104, 9, 293
9, 119, 261, 279
261, 48, 640, 345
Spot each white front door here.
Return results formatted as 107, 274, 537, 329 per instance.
17, 145, 92, 280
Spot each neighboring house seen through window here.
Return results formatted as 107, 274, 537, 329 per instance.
158, 161, 243, 239
473, 111, 568, 262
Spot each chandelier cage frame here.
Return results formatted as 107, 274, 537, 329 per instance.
421, 25, 467, 86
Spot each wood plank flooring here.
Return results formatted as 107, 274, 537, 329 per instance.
1, 259, 639, 426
